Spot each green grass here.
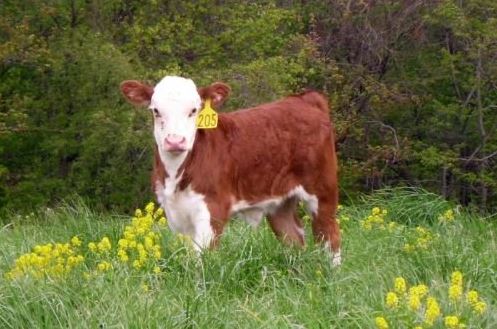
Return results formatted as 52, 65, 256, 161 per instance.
0, 190, 496, 328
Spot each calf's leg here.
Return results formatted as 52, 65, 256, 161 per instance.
311, 195, 341, 266
267, 197, 305, 246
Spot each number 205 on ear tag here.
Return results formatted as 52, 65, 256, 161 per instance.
196, 99, 218, 129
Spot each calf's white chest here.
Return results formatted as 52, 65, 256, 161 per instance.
157, 184, 214, 251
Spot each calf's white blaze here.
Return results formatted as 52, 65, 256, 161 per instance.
150, 76, 201, 163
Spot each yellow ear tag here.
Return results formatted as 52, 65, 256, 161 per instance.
196, 99, 218, 129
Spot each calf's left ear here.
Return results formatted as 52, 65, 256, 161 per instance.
198, 82, 231, 108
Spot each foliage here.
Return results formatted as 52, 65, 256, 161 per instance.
1, 0, 497, 211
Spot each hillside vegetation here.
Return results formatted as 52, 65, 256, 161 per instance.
1, 189, 495, 328
2, 1, 497, 212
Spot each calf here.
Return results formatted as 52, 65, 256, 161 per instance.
120, 76, 341, 265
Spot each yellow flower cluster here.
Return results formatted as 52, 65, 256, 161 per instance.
5, 237, 85, 280
438, 209, 455, 223
424, 296, 441, 326
117, 202, 167, 271
379, 277, 434, 327
377, 271, 488, 328
449, 271, 463, 302
403, 226, 435, 252
88, 236, 112, 254
97, 261, 112, 272
6, 202, 170, 281
385, 292, 399, 309
394, 277, 407, 295
444, 315, 462, 329
375, 316, 389, 329
361, 207, 389, 230
447, 271, 486, 314
467, 290, 487, 314
407, 284, 429, 311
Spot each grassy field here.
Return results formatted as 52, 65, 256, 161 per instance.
0, 188, 496, 328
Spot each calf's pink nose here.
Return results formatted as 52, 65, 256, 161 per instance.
165, 134, 186, 151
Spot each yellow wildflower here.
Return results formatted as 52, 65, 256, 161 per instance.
124, 231, 135, 241
416, 226, 428, 235
155, 207, 164, 217
138, 249, 148, 262
386, 292, 399, 309
97, 261, 112, 272
466, 290, 479, 304
394, 277, 407, 295
375, 316, 389, 329
361, 207, 389, 230
448, 271, 463, 302
444, 315, 460, 329
118, 239, 129, 249
467, 293, 486, 314
144, 236, 154, 250
361, 221, 373, 230
132, 260, 142, 269
153, 266, 161, 274
424, 297, 441, 326
70, 236, 82, 247
449, 284, 462, 302
473, 301, 487, 315
451, 271, 463, 287
438, 209, 455, 223
409, 294, 422, 311
117, 249, 129, 262
97, 237, 112, 252
145, 201, 155, 215
88, 242, 97, 252
153, 249, 161, 260
408, 285, 428, 311
412, 284, 429, 298
67, 255, 84, 266
158, 216, 167, 226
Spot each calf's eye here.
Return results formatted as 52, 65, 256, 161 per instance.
189, 108, 197, 117
153, 108, 160, 117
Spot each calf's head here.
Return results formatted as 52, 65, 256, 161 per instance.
120, 76, 230, 155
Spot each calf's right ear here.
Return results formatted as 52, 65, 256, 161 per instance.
120, 80, 154, 107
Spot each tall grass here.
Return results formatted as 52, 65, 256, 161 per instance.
0, 189, 496, 328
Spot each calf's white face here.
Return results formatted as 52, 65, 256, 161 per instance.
150, 77, 201, 155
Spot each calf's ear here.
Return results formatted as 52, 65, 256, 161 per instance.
198, 82, 231, 108
120, 80, 154, 107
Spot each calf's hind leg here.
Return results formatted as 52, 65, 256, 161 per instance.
267, 197, 305, 246
312, 196, 341, 266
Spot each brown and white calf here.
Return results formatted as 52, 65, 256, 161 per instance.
120, 76, 341, 265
